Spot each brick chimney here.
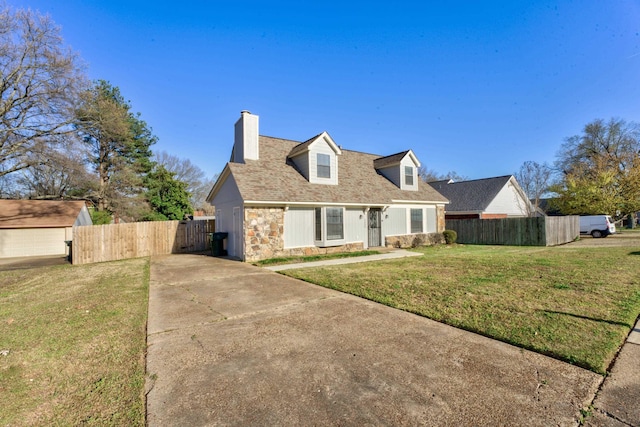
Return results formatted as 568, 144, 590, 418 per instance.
232, 110, 259, 163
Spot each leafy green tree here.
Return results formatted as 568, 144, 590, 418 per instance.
144, 165, 192, 221
152, 150, 217, 210
553, 118, 640, 218
75, 80, 156, 220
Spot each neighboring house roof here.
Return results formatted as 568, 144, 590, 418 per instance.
427, 175, 513, 212
0, 200, 88, 229
216, 136, 448, 205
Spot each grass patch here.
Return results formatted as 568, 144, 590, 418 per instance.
254, 250, 380, 266
282, 245, 640, 374
0, 258, 149, 426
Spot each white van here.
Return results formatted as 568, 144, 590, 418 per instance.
579, 215, 616, 238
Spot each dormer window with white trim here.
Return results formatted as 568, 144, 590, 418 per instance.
317, 153, 331, 178
374, 149, 420, 191
405, 166, 414, 186
287, 131, 341, 185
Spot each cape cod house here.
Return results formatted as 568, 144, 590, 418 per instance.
207, 111, 449, 261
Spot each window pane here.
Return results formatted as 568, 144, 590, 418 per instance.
326, 207, 343, 240
317, 154, 331, 178
411, 208, 423, 233
405, 166, 414, 186
315, 208, 322, 241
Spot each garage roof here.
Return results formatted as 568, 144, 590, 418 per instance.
0, 200, 88, 229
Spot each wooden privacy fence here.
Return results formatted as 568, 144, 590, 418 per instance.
72, 220, 215, 265
446, 216, 579, 246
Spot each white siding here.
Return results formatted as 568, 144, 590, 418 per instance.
211, 174, 244, 258
382, 207, 407, 236
284, 208, 314, 248
74, 206, 93, 226
233, 112, 259, 162
0, 228, 67, 258
345, 208, 365, 243
290, 153, 310, 181
426, 206, 437, 232
485, 180, 532, 217
376, 157, 418, 191
378, 165, 401, 188
309, 140, 338, 185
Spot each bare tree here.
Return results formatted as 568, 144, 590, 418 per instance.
515, 161, 553, 216
14, 138, 95, 199
153, 150, 217, 210
418, 166, 467, 183
0, 5, 86, 178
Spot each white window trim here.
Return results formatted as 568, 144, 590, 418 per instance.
405, 166, 414, 186
409, 207, 424, 234
314, 206, 346, 247
317, 153, 331, 179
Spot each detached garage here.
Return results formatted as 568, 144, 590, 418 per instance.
0, 200, 92, 258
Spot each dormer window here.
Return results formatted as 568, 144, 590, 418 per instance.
288, 132, 341, 185
405, 166, 414, 186
374, 150, 420, 191
317, 154, 331, 178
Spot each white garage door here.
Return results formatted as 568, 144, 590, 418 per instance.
0, 228, 67, 258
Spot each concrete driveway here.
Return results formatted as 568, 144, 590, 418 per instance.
146, 254, 602, 426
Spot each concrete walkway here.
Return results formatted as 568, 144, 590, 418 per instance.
585, 319, 640, 427
265, 248, 422, 271
146, 254, 609, 426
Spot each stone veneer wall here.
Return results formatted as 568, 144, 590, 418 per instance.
244, 207, 285, 262
437, 205, 446, 233
243, 207, 365, 262
385, 233, 445, 249
278, 242, 364, 259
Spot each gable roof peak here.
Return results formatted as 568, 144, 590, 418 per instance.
287, 131, 341, 158
373, 149, 420, 169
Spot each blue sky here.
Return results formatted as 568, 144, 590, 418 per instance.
9, 0, 640, 181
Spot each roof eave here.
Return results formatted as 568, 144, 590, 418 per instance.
206, 164, 231, 202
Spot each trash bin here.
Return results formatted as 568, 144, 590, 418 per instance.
64, 240, 72, 263
210, 232, 228, 256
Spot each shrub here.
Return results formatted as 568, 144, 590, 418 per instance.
443, 229, 457, 244
91, 210, 113, 225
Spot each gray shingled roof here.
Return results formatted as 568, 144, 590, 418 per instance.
225, 136, 448, 205
372, 150, 410, 169
287, 132, 323, 158
427, 175, 513, 212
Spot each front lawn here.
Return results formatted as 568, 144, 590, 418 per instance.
0, 258, 149, 426
281, 244, 640, 374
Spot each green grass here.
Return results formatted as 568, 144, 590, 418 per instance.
0, 258, 149, 426
281, 244, 640, 374
254, 250, 380, 266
